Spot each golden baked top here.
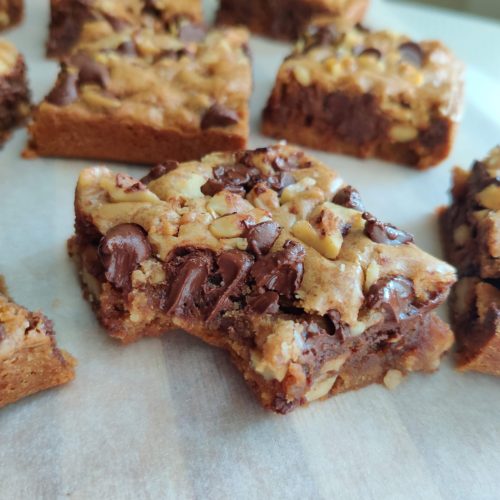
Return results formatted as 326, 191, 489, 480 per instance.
75, 144, 456, 333
40, 21, 251, 135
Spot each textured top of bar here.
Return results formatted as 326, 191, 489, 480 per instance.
279, 18, 464, 126
0, 292, 54, 360
75, 144, 456, 333
40, 21, 251, 135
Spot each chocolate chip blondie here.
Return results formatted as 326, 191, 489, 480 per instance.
28, 21, 251, 164
0, 39, 30, 145
0, 282, 76, 409
440, 148, 499, 375
0, 0, 23, 31
216, 0, 368, 41
47, 0, 203, 57
69, 144, 455, 413
262, 19, 464, 169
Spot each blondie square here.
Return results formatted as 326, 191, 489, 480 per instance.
0, 283, 75, 409
262, 20, 464, 169
47, 0, 203, 57
29, 21, 251, 164
440, 148, 499, 375
69, 144, 455, 413
216, 0, 368, 41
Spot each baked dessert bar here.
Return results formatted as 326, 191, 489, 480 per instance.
216, 0, 368, 41
440, 148, 499, 375
47, 0, 203, 57
69, 144, 455, 413
0, 39, 30, 144
0, 284, 76, 409
262, 20, 464, 169
29, 22, 251, 164
0, 0, 23, 31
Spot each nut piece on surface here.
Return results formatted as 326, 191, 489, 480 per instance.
383, 369, 404, 390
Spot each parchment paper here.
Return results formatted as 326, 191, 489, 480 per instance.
0, 1, 499, 499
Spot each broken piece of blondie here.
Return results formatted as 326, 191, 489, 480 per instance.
0, 285, 76, 409
47, 0, 203, 57
262, 19, 464, 169
29, 20, 251, 164
0, 39, 30, 145
440, 147, 500, 376
69, 144, 456, 413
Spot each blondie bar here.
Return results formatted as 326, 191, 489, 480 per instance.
0, 284, 75, 409
216, 0, 368, 41
29, 21, 251, 164
440, 148, 499, 375
47, 0, 202, 57
0, 39, 30, 144
69, 144, 455, 413
262, 19, 464, 169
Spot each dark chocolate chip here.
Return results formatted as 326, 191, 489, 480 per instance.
247, 292, 280, 315
362, 212, 414, 245
163, 250, 214, 315
272, 152, 304, 171
304, 24, 341, 51
115, 173, 147, 193
98, 223, 152, 291
0, 324, 6, 342
419, 118, 449, 149
398, 42, 424, 67
140, 161, 179, 184
357, 47, 382, 59
241, 42, 252, 60
332, 186, 365, 212
178, 23, 207, 43
72, 53, 110, 88
46, 71, 78, 106
117, 40, 137, 56
251, 240, 305, 299
201, 163, 259, 196
201, 103, 239, 130
267, 172, 296, 192
366, 275, 415, 321
246, 221, 281, 257
325, 309, 350, 341
208, 250, 254, 321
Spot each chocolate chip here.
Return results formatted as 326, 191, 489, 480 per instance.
419, 118, 449, 149
115, 173, 146, 193
250, 240, 305, 299
267, 172, 295, 192
178, 23, 207, 43
71, 53, 110, 88
140, 161, 179, 184
333, 186, 365, 211
201, 163, 259, 196
163, 250, 214, 315
0, 324, 6, 342
201, 103, 239, 130
398, 42, 424, 67
325, 309, 350, 341
362, 212, 414, 246
246, 221, 281, 257
366, 275, 415, 321
272, 152, 304, 171
247, 292, 280, 315
46, 71, 78, 106
304, 25, 341, 51
357, 47, 382, 59
208, 250, 254, 321
98, 223, 152, 291
117, 40, 137, 56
